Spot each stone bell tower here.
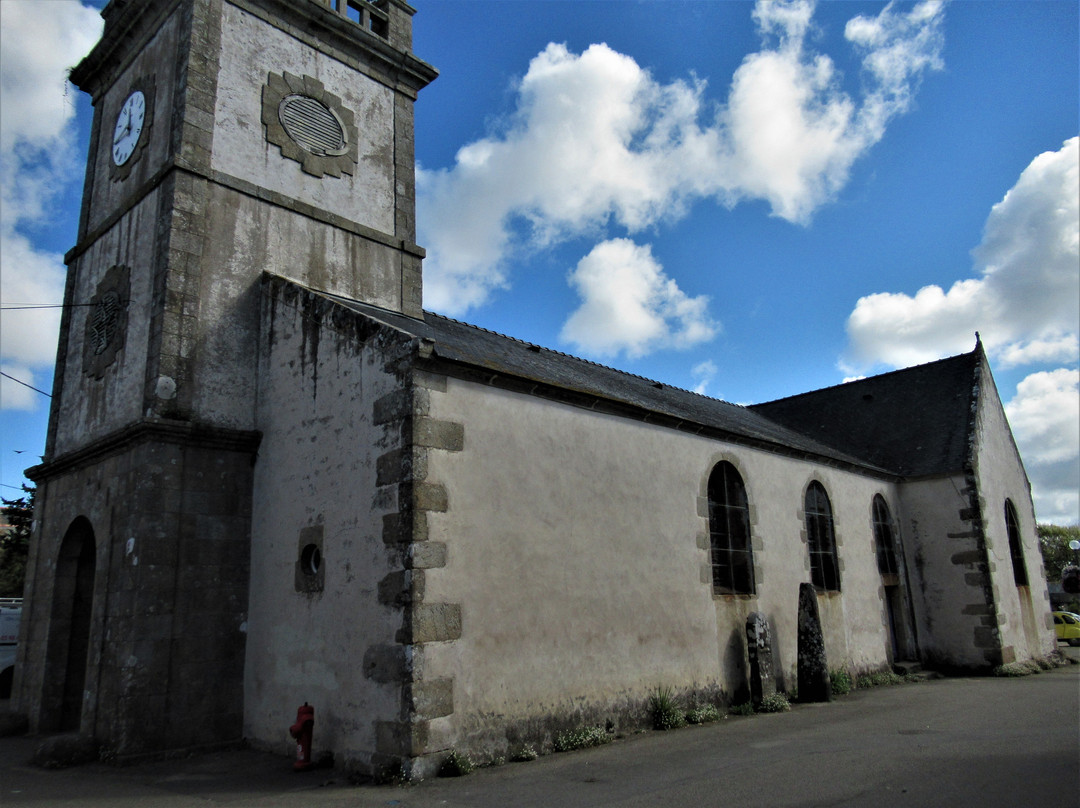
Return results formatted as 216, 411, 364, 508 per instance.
19, 0, 435, 757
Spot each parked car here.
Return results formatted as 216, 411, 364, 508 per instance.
0, 599, 21, 699
1052, 611, 1080, 646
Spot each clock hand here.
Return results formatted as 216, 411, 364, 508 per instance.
115, 109, 130, 144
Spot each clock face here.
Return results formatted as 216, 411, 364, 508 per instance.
112, 90, 146, 166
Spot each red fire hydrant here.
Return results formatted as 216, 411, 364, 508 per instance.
289, 702, 315, 771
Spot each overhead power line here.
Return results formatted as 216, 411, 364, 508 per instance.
0, 303, 100, 311
0, 371, 52, 398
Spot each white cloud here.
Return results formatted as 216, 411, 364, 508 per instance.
996, 334, 1079, 370
0, 2, 101, 153
417, 40, 713, 314
845, 137, 1080, 370
560, 239, 718, 359
753, 0, 815, 42
0, 1, 102, 411
0, 364, 40, 411
1005, 369, 1080, 466
691, 359, 719, 396
723, 0, 944, 223
419, 0, 945, 320
1005, 369, 1080, 524
0, 231, 65, 366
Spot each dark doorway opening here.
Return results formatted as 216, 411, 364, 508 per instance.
51, 518, 96, 732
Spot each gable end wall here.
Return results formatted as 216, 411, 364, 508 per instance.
969, 355, 1055, 660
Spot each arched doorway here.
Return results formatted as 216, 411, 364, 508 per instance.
872, 496, 917, 662
50, 518, 96, 732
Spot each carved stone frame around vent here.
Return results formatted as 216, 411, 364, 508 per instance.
83, 264, 130, 379
261, 71, 359, 178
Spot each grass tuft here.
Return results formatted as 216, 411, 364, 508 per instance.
649, 687, 686, 731
729, 701, 755, 716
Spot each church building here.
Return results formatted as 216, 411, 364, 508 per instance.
14, 0, 1055, 779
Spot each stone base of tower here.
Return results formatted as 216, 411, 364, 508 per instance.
19, 420, 260, 758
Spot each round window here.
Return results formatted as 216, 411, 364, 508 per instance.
299, 543, 321, 576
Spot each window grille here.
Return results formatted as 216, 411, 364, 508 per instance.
278, 95, 348, 156
805, 482, 840, 591
708, 462, 755, 595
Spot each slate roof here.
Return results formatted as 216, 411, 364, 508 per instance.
310, 281, 980, 479
750, 348, 982, 478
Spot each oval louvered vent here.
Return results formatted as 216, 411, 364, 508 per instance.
278, 95, 348, 156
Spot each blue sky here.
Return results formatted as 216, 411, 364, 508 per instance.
1, 0, 1077, 523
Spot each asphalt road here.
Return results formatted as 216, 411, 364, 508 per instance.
3, 658, 1078, 808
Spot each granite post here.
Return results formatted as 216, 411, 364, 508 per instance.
746, 611, 776, 704
797, 583, 831, 703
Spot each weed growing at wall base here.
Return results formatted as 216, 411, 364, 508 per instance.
553, 726, 611, 752
991, 656, 1073, 677
685, 704, 721, 724
438, 749, 475, 777
509, 744, 538, 762
729, 701, 755, 716
829, 669, 853, 696
757, 693, 791, 713
855, 670, 905, 688
649, 687, 686, 730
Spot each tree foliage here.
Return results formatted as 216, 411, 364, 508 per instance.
1037, 523, 1080, 583
0, 485, 34, 598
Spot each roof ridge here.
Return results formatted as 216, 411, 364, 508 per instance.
422, 309, 742, 406
751, 347, 979, 409
264, 276, 887, 474
273, 277, 742, 409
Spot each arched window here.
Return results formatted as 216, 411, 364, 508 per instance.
708, 461, 755, 595
872, 495, 899, 576
805, 482, 840, 591
1005, 500, 1028, 586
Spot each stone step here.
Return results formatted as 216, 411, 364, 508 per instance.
892, 660, 922, 676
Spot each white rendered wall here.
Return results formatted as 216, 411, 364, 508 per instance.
418, 376, 899, 754
896, 476, 989, 668
244, 292, 406, 770
971, 364, 1056, 659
